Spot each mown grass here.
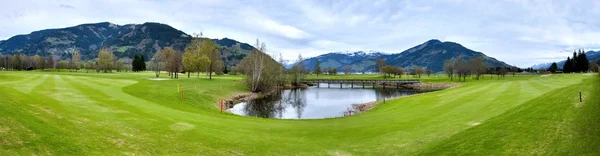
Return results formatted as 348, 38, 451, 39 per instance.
0, 71, 597, 155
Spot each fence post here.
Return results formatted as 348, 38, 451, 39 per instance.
580, 88, 582, 102
220, 100, 223, 113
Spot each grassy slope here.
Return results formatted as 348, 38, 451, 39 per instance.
419, 75, 600, 155
0, 71, 597, 155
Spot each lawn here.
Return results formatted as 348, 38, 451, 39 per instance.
0, 71, 598, 155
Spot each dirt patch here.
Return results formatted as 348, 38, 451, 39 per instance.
541, 74, 551, 77
220, 93, 259, 108
169, 122, 195, 131
352, 101, 379, 112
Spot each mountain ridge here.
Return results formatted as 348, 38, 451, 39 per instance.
0, 22, 254, 67
301, 39, 510, 72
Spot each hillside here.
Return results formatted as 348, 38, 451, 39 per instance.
0, 22, 254, 67
301, 39, 510, 72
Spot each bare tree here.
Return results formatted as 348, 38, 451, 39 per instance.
57, 60, 68, 72
394, 67, 404, 78
510, 67, 519, 77
98, 49, 114, 73
375, 58, 386, 73
85, 61, 95, 73
45, 55, 54, 71
33, 55, 43, 71
239, 39, 282, 92
381, 66, 393, 78
290, 54, 305, 86
71, 50, 81, 71
469, 56, 486, 80
444, 59, 455, 81
344, 65, 352, 75
162, 47, 181, 79
152, 48, 167, 77
328, 68, 338, 75
314, 59, 321, 77
413, 66, 424, 78
454, 57, 469, 82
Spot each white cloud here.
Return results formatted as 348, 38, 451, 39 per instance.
1, 0, 600, 67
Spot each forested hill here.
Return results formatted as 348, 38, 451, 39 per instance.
0, 22, 254, 67
301, 39, 510, 72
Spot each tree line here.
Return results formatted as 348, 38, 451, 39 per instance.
546, 49, 599, 73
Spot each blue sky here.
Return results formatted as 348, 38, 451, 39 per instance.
1, 0, 599, 67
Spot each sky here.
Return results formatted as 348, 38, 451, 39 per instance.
1, 0, 600, 67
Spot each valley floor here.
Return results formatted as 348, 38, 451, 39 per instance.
0, 71, 598, 155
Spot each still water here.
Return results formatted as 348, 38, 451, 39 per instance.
229, 83, 425, 119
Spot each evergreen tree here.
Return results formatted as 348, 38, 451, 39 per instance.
577, 49, 589, 72
132, 54, 145, 72
141, 55, 146, 71
223, 65, 229, 74
548, 62, 558, 73
572, 51, 579, 72
564, 57, 572, 73
132, 55, 140, 72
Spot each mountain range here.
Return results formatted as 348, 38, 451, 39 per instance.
0, 22, 510, 72
0, 22, 254, 67
301, 39, 510, 72
530, 51, 600, 69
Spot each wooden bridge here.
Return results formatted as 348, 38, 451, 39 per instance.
302, 79, 420, 89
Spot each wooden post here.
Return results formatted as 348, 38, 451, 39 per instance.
362, 83, 365, 88
181, 89, 184, 100
340, 83, 342, 88
220, 100, 223, 113
328, 83, 330, 88
383, 83, 385, 89
373, 83, 375, 89
580, 89, 582, 102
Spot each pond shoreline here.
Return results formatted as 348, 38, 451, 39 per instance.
219, 84, 309, 109
221, 82, 459, 117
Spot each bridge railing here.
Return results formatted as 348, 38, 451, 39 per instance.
302, 79, 420, 84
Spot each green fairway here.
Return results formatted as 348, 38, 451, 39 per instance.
0, 71, 598, 155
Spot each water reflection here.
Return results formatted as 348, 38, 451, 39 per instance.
230, 83, 426, 119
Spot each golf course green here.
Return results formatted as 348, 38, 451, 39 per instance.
0, 71, 598, 155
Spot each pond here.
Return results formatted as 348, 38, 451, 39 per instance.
229, 83, 430, 119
